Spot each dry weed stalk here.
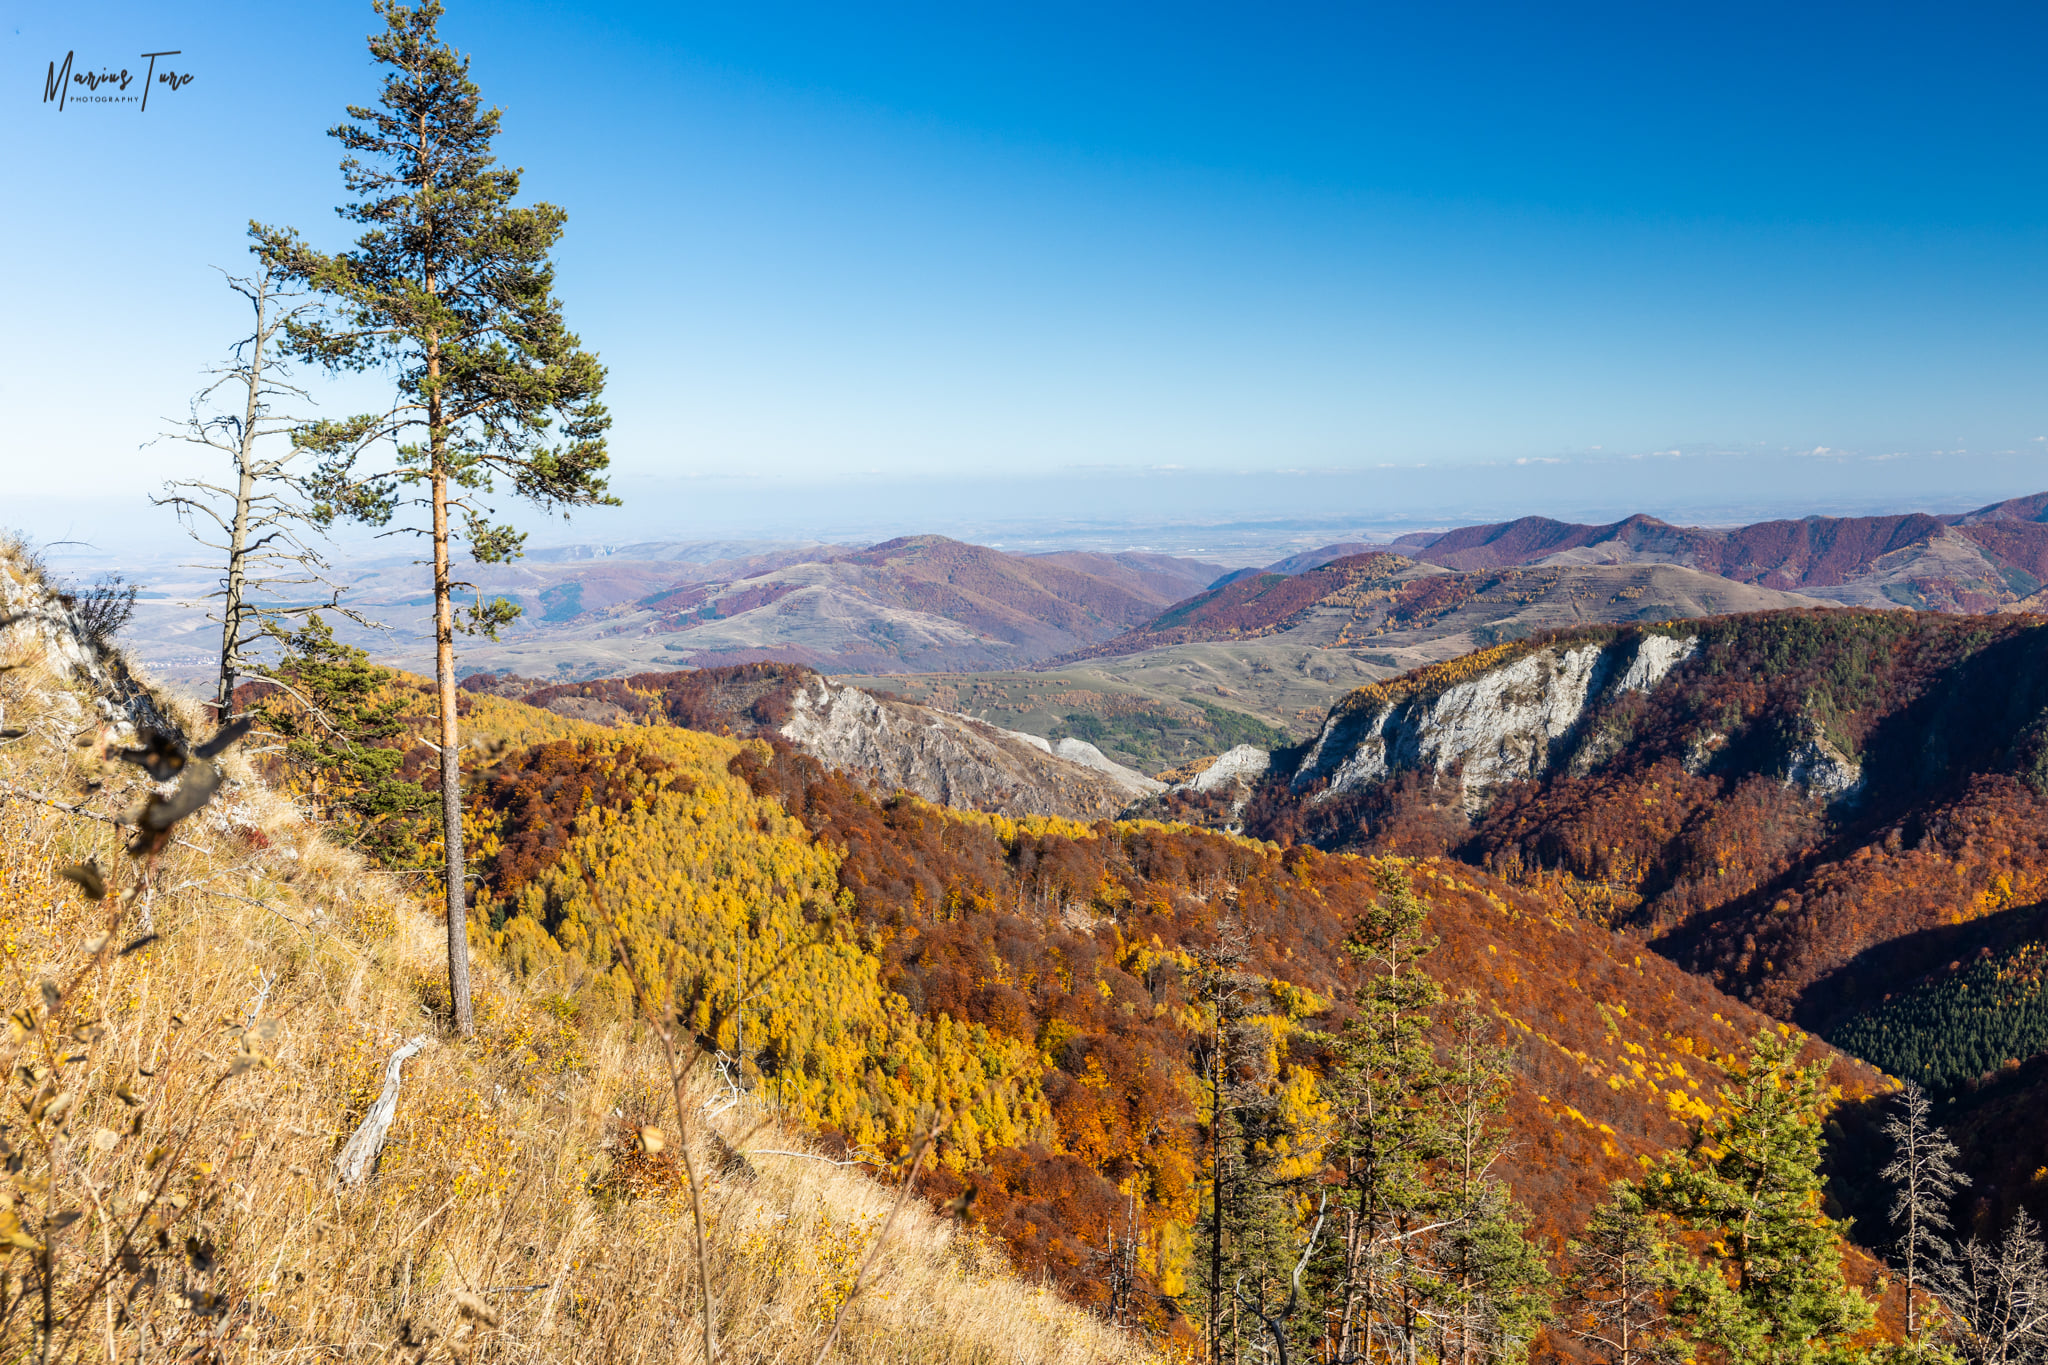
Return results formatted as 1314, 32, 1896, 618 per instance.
810, 1117, 947, 1365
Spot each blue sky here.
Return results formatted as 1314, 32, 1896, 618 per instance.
5, 0, 2046, 542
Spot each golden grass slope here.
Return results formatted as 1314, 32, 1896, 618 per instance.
0, 564, 1153, 1362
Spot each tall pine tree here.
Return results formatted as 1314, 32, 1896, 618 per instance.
1430, 996, 1552, 1363
255, 0, 611, 1035
1191, 915, 1314, 1364
1317, 865, 1450, 1363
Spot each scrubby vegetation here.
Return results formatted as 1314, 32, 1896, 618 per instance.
1046, 700, 1285, 768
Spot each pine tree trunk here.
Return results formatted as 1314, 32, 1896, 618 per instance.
1209, 1019, 1225, 1363
431, 414, 474, 1037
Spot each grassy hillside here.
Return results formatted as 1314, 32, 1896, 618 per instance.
0, 561, 1149, 1364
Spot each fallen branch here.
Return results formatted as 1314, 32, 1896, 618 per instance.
0, 782, 126, 826
747, 1149, 879, 1168
334, 1033, 429, 1188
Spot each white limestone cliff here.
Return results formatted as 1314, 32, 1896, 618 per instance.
1291, 633, 1698, 814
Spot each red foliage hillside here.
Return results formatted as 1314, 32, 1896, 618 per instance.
829, 535, 1182, 641
1715, 512, 1951, 589
1416, 514, 1721, 572
1248, 610, 2048, 1026
728, 741, 1885, 1290
467, 719, 1880, 1312
1055, 553, 1426, 658
472, 661, 813, 735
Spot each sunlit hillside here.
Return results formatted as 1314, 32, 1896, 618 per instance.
0, 545, 1153, 1364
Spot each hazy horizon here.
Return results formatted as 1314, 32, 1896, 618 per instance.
16, 448, 2046, 577
9, 1, 2048, 530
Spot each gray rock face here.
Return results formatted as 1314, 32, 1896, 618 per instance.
0, 554, 173, 741
1292, 633, 1698, 814
1046, 737, 1165, 797
988, 726, 1164, 797
778, 675, 1143, 820
1180, 744, 1272, 795
1777, 727, 1865, 806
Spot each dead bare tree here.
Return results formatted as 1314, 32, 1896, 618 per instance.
153, 257, 364, 722
1880, 1082, 1970, 1337
1939, 1209, 2048, 1365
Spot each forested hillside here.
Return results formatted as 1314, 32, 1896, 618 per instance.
441, 705, 1898, 1343
1215, 607, 2048, 1247
1059, 552, 1819, 664
244, 618, 1913, 1351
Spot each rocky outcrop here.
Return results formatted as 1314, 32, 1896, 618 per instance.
1779, 735, 1863, 803
1776, 718, 1865, 805
1292, 633, 1698, 813
779, 675, 1142, 820
1178, 744, 1272, 796
0, 553, 173, 742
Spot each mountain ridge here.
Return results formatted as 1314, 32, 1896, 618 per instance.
1234, 489, 2048, 612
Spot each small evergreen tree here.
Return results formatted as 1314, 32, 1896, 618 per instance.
1316, 865, 1451, 1363
256, 0, 612, 1035
1646, 1028, 1876, 1365
258, 614, 435, 870
1191, 915, 1312, 1364
1430, 997, 1552, 1362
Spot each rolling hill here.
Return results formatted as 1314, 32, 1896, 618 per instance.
1060, 552, 1822, 662
998, 495, 2048, 750
121, 536, 1229, 686
624, 535, 1224, 672
1264, 489, 2048, 611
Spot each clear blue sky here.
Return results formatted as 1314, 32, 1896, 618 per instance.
5, 0, 2046, 539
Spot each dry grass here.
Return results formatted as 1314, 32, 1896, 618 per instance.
0, 560, 1159, 1364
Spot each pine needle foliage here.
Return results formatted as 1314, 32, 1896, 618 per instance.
1559, 1182, 1686, 1365
255, 0, 613, 1037
255, 613, 436, 871
1645, 1028, 1878, 1365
